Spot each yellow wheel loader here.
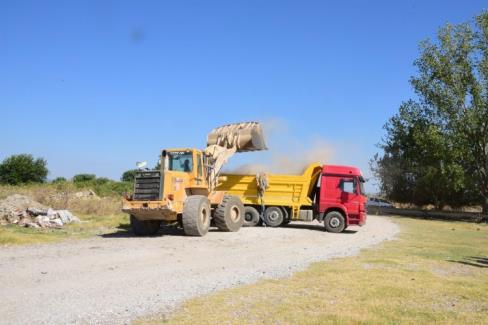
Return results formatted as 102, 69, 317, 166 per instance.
122, 122, 266, 236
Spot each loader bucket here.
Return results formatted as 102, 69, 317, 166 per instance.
207, 122, 267, 152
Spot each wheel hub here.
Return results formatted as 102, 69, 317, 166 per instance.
230, 206, 240, 222
244, 212, 253, 222
268, 211, 279, 222
329, 217, 340, 228
200, 207, 208, 224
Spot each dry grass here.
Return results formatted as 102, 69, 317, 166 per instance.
0, 183, 122, 215
0, 183, 128, 245
141, 217, 488, 324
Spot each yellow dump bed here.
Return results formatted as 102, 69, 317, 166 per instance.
217, 163, 323, 219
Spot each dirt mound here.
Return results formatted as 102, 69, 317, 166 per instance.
0, 194, 79, 228
0, 194, 47, 211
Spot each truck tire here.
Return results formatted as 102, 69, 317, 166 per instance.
214, 195, 244, 232
280, 207, 290, 225
182, 195, 211, 236
130, 215, 161, 236
264, 206, 283, 227
324, 211, 346, 233
243, 206, 260, 227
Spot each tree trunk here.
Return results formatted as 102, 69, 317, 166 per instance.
483, 197, 488, 215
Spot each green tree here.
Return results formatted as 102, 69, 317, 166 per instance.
0, 154, 48, 185
121, 169, 138, 182
52, 176, 67, 183
372, 101, 471, 209
374, 11, 488, 213
73, 174, 96, 182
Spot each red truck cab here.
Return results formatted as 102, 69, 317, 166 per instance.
317, 165, 367, 232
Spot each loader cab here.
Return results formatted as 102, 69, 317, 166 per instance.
161, 148, 207, 188
166, 150, 194, 172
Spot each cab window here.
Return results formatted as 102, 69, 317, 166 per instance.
168, 151, 193, 172
341, 178, 355, 194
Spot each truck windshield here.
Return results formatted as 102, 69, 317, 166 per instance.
168, 151, 193, 172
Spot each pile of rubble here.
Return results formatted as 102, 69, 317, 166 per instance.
0, 194, 80, 229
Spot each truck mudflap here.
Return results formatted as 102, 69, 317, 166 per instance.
122, 200, 177, 221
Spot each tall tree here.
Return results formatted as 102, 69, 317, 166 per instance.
0, 154, 48, 185
374, 12, 488, 213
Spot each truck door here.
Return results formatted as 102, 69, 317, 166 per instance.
340, 177, 361, 218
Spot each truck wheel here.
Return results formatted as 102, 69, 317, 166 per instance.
182, 195, 211, 236
214, 195, 244, 232
264, 206, 283, 227
130, 215, 161, 236
243, 206, 260, 227
324, 211, 345, 233
280, 207, 290, 225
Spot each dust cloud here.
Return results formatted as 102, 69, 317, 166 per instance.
225, 119, 334, 175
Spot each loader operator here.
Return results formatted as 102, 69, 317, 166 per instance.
183, 159, 191, 172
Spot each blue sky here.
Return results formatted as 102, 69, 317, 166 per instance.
1, 0, 487, 193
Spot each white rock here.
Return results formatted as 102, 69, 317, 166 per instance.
56, 210, 79, 223
51, 219, 64, 227
34, 215, 51, 227
46, 208, 57, 219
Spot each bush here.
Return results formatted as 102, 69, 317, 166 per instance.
73, 174, 96, 183
121, 169, 138, 182
95, 177, 110, 185
0, 154, 48, 185
52, 177, 67, 183
71, 175, 132, 197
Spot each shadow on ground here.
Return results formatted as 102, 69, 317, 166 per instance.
100, 224, 224, 238
448, 256, 488, 268
100, 222, 358, 238
282, 223, 357, 234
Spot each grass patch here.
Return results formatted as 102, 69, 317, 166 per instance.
142, 217, 488, 324
0, 213, 129, 246
0, 180, 132, 199
0, 183, 124, 215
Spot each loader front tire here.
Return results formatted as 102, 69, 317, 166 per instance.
214, 195, 244, 232
182, 195, 211, 236
243, 206, 260, 227
130, 215, 161, 236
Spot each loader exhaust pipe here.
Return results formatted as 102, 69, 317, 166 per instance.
207, 121, 267, 152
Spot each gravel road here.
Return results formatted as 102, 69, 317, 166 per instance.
0, 215, 398, 324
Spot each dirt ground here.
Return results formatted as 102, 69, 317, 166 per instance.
0, 216, 398, 324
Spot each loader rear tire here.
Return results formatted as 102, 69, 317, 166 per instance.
243, 206, 260, 227
130, 215, 161, 236
214, 195, 244, 232
264, 206, 283, 227
182, 195, 211, 236
324, 211, 346, 233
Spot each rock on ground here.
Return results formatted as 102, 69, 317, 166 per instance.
0, 216, 398, 325
0, 194, 79, 227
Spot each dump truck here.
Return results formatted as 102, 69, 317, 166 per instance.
122, 122, 267, 236
216, 163, 367, 232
